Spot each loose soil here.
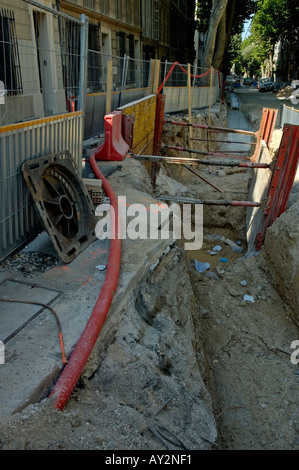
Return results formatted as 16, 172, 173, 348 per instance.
155, 102, 299, 450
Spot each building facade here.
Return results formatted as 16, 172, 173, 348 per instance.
140, 0, 196, 64
0, 0, 196, 125
57, 0, 196, 66
169, 0, 196, 64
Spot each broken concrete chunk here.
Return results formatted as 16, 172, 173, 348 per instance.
224, 238, 244, 254
96, 265, 107, 271
205, 271, 220, 280
208, 251, 218, 256
195, 260, 210, 273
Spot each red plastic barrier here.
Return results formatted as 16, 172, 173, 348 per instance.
95, 110, 129, 161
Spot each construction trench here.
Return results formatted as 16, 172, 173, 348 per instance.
0, 93, 299, 451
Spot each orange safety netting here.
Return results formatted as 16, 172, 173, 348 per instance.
158, 61, 221, 94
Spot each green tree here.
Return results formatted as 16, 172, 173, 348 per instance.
250, 0, 299, 79
240, 37, 262, 77
226, 34, 243, 74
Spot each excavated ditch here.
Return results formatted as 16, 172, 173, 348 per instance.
0, 103, 298, 450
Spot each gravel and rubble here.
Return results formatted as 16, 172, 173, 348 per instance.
0, 252, 57, 277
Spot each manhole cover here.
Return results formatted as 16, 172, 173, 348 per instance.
22, 151, 97, 264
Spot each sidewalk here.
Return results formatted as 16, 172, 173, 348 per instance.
0, 162, 173, 417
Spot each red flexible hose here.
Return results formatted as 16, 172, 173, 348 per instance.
49, 150, 121, 411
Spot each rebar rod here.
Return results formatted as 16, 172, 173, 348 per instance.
165, 119, 256, 137
160, 195, 261, 207
131, 154, 269, 169
191, 137, 256, 146
164, 144, 250, 160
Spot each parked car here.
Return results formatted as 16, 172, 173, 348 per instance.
243, 77, 253, 86
225, 75, 235, 84
258, 78, 274, 92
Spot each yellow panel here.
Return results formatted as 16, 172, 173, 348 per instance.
121, 96, 157, 155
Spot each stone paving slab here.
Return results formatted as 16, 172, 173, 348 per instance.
0, 181, 174, 417
0, 279, 61, 342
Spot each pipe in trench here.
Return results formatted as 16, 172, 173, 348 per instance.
133, 153, 270, 169
165, 119, 256, 137
49, 150, 121, 411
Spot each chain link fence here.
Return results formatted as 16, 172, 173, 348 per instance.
0, 0, 86, 260
0, 2, 86, 125
0, 0, 222, 260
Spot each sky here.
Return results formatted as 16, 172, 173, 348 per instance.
242, 18, 253, 41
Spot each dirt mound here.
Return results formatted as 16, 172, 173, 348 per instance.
277, 86, 294, 99
0, 245, 218, 450
263, 199, 299, 327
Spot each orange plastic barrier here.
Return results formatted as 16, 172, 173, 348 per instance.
95, 110, 129, 161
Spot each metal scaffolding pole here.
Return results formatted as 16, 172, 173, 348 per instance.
165, 119, 257, 137
130, 153, 270, 169
159, 195, 261, 208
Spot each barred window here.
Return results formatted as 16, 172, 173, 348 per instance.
60, 19, 81, 97
88, 23, 101, 92
153, 0, 159, 41
117, 31, 125, 57
0, 8, 23, 95
128, 34, 135, 83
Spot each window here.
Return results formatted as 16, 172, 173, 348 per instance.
83, 0, 95, 10
153, 0, 159, 41
116, 31, 125, 89
128, 34, 135, 83
116, 0, 122, 21
126, 1, 132, 24
88, 24, 101, 91
0, 8, 22, 95
134, 0, 140, 27
101, 0, 109, 15
117, 31, 125, 57
60, 19, 81, 97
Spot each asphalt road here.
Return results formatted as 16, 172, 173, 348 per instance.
235, 86, 299, 128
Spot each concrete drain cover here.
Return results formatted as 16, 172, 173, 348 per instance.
22, 151, 97, 264
0, 279, 62, 343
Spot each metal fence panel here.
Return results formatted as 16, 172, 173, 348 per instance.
281, 105, 299, 127
0, 0, 223, 260
0, 0, 86, 260
0, 112, 83, 259
84, 88, 151, 139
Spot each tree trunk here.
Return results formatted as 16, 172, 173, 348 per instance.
225, 0, 237, 49
214, 0, 237, 72
213, 10, 227, 70
202, 0, 229, 70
